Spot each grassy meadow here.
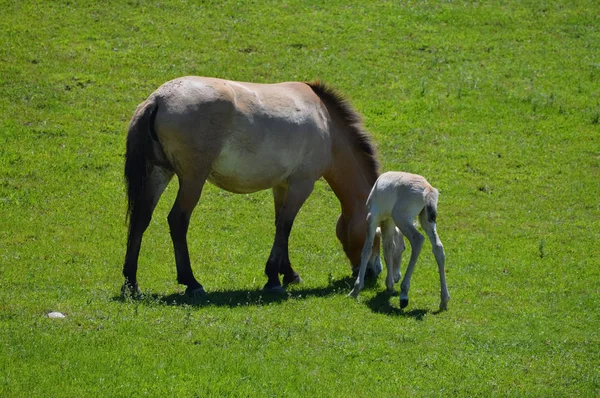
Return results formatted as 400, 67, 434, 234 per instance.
1, 0, 599, 395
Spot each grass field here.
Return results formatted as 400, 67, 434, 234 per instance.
1, 0, 599, 396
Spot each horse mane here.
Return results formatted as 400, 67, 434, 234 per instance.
305, 81, 380, 184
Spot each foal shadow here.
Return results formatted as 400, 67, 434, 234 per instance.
113, 276, 363, 308
365, 291, 430, 320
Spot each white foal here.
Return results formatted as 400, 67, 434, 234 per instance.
349, 171, 450, 311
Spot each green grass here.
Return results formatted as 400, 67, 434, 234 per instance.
1, 0, 599, 396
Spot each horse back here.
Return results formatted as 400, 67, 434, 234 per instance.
150, 77, 332, 193
369, 172, 432, 221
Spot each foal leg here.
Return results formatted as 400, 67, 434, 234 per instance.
363, 228, 382, 279
368, 253, 383, 279
168, 177, 206, 297
392, 226, 405, 284
122, 166, 173, 297
380, 219, 398, 294
349, 213, 378, 297
419, 212, 450, 311
394, 216, 425, 309
264, 180, 315, 293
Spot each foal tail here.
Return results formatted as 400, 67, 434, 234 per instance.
423, 185, 439, 224
124, 97, 159, 222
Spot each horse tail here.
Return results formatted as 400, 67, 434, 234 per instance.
424, 184, 439, 224
124, 97, 159, 223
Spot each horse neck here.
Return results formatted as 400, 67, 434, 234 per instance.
323, 139, 376, 219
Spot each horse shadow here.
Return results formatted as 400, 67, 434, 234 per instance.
113, 276, 375, 308
365, 291, 431, 320
113, 277, 437, 319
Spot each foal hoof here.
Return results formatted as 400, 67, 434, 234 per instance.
438, 300, 449, 312
400, 298, 409, 309
121, 282, 142, 299
185, 286, 206, 298
263, 283, 286, 295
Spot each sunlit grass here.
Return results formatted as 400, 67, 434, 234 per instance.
1, 0, 599, 396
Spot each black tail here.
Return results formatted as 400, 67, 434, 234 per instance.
424, 186, 439, 224
426, 203, 437, 224
124, 98, 158, 224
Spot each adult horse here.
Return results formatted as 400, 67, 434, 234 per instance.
122, 77, 381, 297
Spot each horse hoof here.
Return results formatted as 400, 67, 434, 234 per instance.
283, 274, 302, 286
400, 298, 409, 309
121, 283, 142, 299
185, 286, 206, 298
263, 284, 286, 295
348, 289, 359, 298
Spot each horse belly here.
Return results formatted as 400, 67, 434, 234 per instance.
208, 144, 296, 193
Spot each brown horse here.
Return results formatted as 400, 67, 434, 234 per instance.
122, 77, 381, 297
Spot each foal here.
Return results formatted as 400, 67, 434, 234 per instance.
349, 172, 450, 311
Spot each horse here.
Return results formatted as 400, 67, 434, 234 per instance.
122, 76, 383, 297
349, 171, 450, 311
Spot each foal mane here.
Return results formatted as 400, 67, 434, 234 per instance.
306, 81, 380, 184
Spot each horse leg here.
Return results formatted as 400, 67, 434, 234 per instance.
394, 217, 425, 309
122, 166, 173, 297
168, 177, 206, 297
272, 185, 301, 286
272, 185, 287, 227
419, 212, 450, 311
349, 212, 378, 297
380, 219, 398, 294
264, 180, 315, 293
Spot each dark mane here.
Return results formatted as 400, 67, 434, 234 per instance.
305, 81, 380, 184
